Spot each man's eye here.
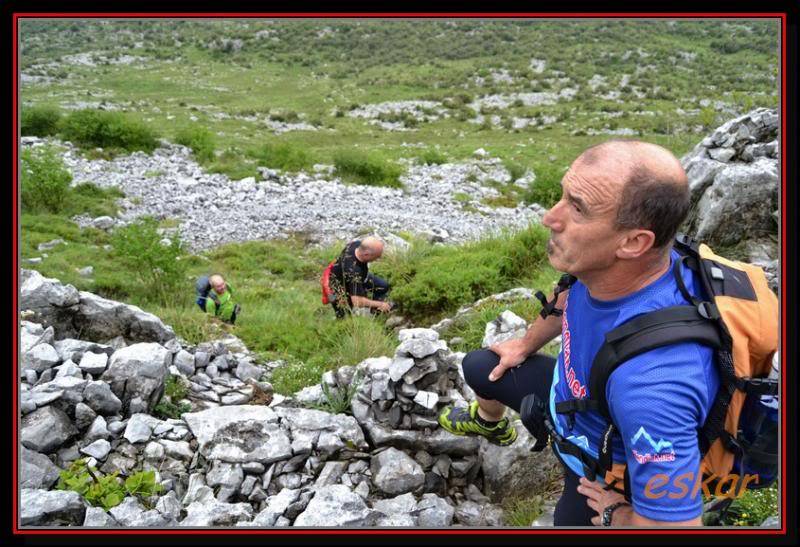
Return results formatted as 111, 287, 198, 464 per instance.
572, 202, 582, 213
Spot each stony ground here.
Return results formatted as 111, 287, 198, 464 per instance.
29, 137, 547, 252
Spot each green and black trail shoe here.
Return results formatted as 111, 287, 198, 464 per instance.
438, 400, 518, 446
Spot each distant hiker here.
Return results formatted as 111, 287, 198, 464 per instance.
196, 274, 241, 324
438, 139, 778, 527
322, 236, 391, 318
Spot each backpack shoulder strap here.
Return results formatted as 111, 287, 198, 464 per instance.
589, 304, 723, 420
535, 273, 577, 319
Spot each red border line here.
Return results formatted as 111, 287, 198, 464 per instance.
13, 11, 19, 536
12, 12, 789, 536
11, 12, 790, 18
779, 11, 787, 538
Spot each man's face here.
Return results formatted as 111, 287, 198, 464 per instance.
211, 279, 226, 294
363, 248, 383, 263
541, 159, 626, 278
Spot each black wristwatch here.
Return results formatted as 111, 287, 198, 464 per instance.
601, 501, 629, 527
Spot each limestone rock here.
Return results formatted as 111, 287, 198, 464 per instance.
293, 485, 379, 527
371, 447, 425, 495
21, 406, 78, 453
20, 446, 61, 490
102, 343, 171, 416
183, 405, 292, 464
20, 489, 86, 526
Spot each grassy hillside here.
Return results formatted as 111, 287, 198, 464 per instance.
20, 20, 779, 191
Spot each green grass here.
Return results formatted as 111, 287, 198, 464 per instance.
503, 495, 545, 527
58, 109, 160, 154
21, 104, 62, 137
249, 141, 313, 172
438, 267, 561, 353
21, 205, 562, 396
384, 224, 552, 321
175, 125, 216, 162
333, 149, 404, 189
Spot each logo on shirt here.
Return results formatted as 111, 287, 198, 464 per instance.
630, 426, 676, 464
561, 300, 587, 399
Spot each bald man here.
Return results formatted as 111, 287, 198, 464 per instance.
439, 140, 718, 527
201, 274, 241, 324
328, 236, 392, 317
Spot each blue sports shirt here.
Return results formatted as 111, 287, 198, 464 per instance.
549, 249, 720, 521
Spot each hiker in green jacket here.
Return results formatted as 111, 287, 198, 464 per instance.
204, 274, 241, 325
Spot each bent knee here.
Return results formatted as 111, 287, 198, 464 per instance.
461, 348, 499, 393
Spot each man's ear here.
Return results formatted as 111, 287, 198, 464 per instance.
616, 230, 656, 259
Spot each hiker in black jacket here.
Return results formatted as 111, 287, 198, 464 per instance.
328, 236, 391, 318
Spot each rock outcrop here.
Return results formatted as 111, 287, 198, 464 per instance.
681, 108, 779, 290
17, 282, 558, 528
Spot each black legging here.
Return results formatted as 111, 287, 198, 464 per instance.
462, 348, 595, 526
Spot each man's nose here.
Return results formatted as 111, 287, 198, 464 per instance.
542, 201, 563, 231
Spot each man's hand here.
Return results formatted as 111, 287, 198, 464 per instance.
487, 338, 531, 381
577, 476, 630, 526
375, 301, 392, 313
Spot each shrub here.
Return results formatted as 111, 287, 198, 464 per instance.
417, 148, 448, 165
333, 150, 403, 189
20, 146, 72, 213
504, 160, 528, 182
175, 126, 215, 162
67, 183, 124, 218
59, 109, 159, 153
21, 104, 62, 137
251, 142, 312, 172
109, 216, 188, 306
388, 224, 551, 320
522, 162, 567, 208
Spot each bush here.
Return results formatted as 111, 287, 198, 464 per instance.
208, 148, 258, 180
387, 224, 551, 320
333, 150, 403, 189
20, 146, 72, 213
504, 160, 528, 182
175, 126, 215, 162
59, 109, 159, 153
251, 142, 312, 172
109, 216, 188, 305
522, 162, 567, 208
417, 148, 448, 165
21, 104, 62, 137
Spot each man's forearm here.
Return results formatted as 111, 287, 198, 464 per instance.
350, 295, 384, 309
518, 290, 566, 355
